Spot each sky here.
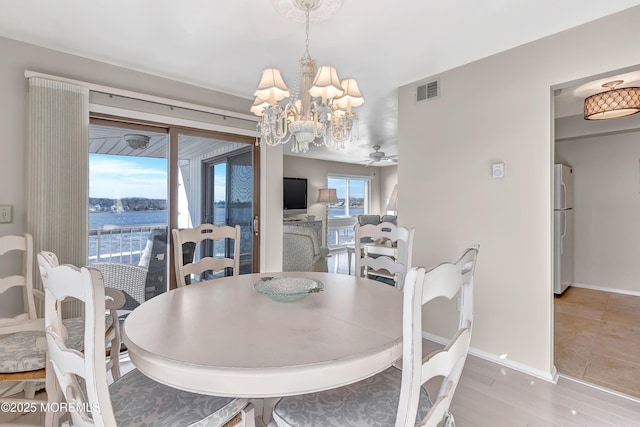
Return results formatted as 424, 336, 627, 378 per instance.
89, 154, 168, 199
328, 177, 365, 199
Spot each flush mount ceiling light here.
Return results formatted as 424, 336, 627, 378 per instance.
124, 134, 150, 150
584, 80, 640, 120
250, 0, 364, 153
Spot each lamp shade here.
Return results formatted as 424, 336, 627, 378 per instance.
250, 97, 272, 117
334, 78, 364, 113
584, 84, 640, 120
254, 68, 290, 103
386, 184, 398, 211
317, 188, 339, 203
309, 66, 344, 101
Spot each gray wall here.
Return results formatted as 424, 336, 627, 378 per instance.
398, 6, 640, 377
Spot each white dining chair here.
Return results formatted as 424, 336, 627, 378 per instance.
172, 224, 241, 287
272, 245, 479, 427
0, 233, 48, 426
354, 221, 415, 290
38, 251, 255, 427
44, 252, 126, 375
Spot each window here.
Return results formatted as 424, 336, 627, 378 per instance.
327, 176, 370, 247
327, 176, 370, 217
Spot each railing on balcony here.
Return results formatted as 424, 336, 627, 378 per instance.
88, 225, 168, 265
327, 216, 358, 249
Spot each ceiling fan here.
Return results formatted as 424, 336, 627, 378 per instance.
362, 145, 397, 166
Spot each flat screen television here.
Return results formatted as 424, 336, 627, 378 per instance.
283, 177, 307, 215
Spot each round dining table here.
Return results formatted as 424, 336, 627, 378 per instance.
122, 271, 403, 399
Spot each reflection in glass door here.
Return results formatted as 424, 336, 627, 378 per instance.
205, 148, 255, 275
207, 162, 229, 270
176, 130, 258, 280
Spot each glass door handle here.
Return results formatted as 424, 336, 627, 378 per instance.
253, 216, 259, 236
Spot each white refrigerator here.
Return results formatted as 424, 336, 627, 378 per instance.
554, 164, 574, 294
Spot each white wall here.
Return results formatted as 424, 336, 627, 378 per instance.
0, 36, 286, 313
556, 127, 640, 294
398, 6, 640, 377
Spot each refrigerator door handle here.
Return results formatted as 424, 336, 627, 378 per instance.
560, 211, 566, 254
560, 181, 567, 209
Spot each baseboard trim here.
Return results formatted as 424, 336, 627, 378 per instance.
558, 373, 640, 403
422, 331, 557, 383
570, 282, 640, 297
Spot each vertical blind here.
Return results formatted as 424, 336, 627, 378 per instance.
27, 77, 89, 317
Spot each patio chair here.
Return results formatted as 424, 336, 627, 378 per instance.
38, 251, 255, 427
273, 245, 479, 427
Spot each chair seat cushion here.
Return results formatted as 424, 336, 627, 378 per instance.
273, 366, 432, 427
110, 369, 248, 427
0, 316, 110, 373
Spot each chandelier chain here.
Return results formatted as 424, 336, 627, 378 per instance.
304, 6, 311, 59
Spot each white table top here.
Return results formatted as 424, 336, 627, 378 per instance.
122, 272, 403, 398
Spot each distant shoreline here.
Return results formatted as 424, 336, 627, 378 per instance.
89, 209, 168, 213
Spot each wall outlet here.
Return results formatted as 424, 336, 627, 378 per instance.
0, 205, 12, 223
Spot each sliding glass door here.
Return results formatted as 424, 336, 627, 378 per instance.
175, 129, 259, 281
204, 148, 255, 275
89, 118, 260, 295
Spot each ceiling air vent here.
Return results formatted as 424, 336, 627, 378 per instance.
415, 78, 440, 102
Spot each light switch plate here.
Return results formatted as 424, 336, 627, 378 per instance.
0, 205, 13, 223
492, 163, 505, 179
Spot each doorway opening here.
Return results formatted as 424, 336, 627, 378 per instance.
552, 66, 640, 399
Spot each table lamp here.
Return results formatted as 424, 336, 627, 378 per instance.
317, 188, 338, 246
386, 184, 398, 214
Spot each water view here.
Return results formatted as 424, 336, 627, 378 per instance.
88, 211, 168, 264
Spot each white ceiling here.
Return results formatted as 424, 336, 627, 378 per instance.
2, 0, 640, 163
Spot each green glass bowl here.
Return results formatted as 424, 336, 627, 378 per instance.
254, 276, 324, 302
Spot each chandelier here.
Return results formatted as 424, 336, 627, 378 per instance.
251, 0, 364, 153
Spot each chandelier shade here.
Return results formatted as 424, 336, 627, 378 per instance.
334, 78, 364, 113
251, 0, 363, 153
309, 66, 344, 100
255, 68, 290, 103
250, 97, 272, 117
584, 80, 640, 120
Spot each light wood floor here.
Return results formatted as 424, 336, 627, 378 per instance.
554, 286, 640, 401
424, 340, 640, 427
5, 345, 640, 427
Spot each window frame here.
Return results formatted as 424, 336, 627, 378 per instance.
327, 174, 372, 218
